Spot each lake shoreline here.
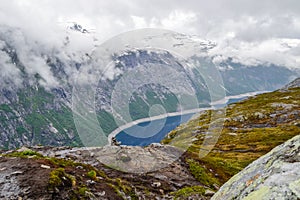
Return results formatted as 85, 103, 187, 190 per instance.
107, 90, 269, 145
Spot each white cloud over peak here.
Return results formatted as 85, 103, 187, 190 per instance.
0, 0, 300, 90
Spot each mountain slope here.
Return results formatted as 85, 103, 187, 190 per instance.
0, 26, 299, 149
161, 82, 300, 198
0, 79, 299, 199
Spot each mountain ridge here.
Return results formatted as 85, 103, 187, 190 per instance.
0, 26, 299, 149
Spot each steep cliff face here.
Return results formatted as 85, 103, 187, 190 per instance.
212, 135, 300, 200
0, 87, 81, 149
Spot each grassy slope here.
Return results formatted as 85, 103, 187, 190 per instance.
163, 87, 300, 198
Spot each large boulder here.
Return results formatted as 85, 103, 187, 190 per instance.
212, 134, 300, 200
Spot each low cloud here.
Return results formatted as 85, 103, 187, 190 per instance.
0, 0, 299, 89
0, 26, 61, 89
0, 42, 22, 90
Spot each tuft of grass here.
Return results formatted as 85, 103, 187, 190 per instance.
170, 185, 206, 199
48, 168, 76, 189
4, 149, 44, 158
108, 183, 123, 198
48, 168, 65, 187
77, 186, 89, 196
87, 170, 97, 180
187, 159, 219, 187
107, 178, 137, 199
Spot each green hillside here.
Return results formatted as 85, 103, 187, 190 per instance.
163, 87, 300, 198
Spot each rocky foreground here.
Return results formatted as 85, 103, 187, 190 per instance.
0, 145, 211, 200
1, 133, 299, 200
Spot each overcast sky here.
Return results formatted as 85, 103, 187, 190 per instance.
0, 0, 300, 87
1, 0, 300, 38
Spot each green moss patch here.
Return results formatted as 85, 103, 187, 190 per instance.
4, 149, 44, 158
170, 185, 206, 199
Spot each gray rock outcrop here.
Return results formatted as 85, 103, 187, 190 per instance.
212, 135, 300, 200
281, 77, 300, 90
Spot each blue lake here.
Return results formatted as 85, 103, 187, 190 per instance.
115, 113, 193, 146
115, 95, 250, 146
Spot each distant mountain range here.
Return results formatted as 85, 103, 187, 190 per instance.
0, 24, 299, 149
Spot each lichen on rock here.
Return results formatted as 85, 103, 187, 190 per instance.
212, 135, 300, 200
